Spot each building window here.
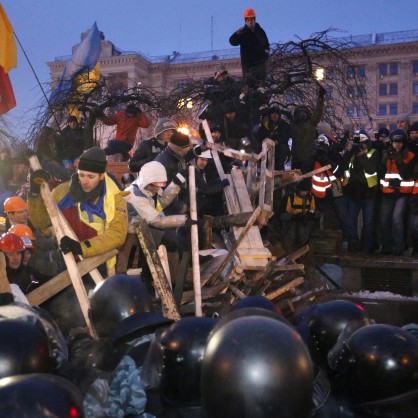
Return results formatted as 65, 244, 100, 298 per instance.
176, 79, 193, 90
358, 86, 366, 97
379, 63, 387, 77
357, 106, 366, 117
390, 63, 398, 75
357, 65, 366, 78
347, 86, 355, 98
347, 67, 355, 78
325, 87, 333, 99
389, 103, 398, 115
389, 83, 398, 95
413, 102, 418, 114
347, 106, 355, 117
326, 68, 334, 79
379, 84, 387, 96
378, 104, 387, 116
413, 61, 418, 74
413, 82, 418, 95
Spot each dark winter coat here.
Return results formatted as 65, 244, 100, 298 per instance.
57, 126, 85, 161
290, 96, 325, 165
154, 147, 189, 215
229, 23, 269, 73
129, 137, 166, 172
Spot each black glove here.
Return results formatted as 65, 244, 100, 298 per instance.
231, 159, 243, 168
184, 217, 199, 227
173, 171, 187, 186
220, 178, 230, 188
388, 178, 401, 189
30, 169, 51, 195
24, 148, 36, 158
60, 236, 83, 255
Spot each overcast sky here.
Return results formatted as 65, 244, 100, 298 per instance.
2, 0, 418, 137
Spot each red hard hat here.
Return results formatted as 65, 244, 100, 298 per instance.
243, 8, 256, 18
0, 233, 25, 253
4, 196, 27, 213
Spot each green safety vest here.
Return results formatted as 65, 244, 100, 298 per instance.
343, 148, 378, 188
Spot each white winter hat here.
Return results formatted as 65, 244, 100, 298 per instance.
137, 161, 167, 188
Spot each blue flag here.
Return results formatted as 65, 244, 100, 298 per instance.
50, 22, 101, 105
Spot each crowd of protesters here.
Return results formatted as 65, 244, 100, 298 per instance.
2, 7, 418, 417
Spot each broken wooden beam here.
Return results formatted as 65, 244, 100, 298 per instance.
27, 250, 118, 306
135, 220, 181, 321
208, 207, 262, 286
265, 277, 305, 300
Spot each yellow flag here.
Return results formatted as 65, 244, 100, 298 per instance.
0, 4, 17, 73
68, 62, 100, 119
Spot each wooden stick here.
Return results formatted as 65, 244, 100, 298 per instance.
208, 207, 262, 286
28, 155, 104, 285
277, 165, 331, 189
27, 250, 117, 305
265, 277, 305, 300
205, 142, 259, 163
135, 220, 181, 320
202, 119, 239, 214
39, 183, 97, 338
0, 252, 12, 294
188, 165, 202, 316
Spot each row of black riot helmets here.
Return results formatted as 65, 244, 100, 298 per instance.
1, 275, 418, 417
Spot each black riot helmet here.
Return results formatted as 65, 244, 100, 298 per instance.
390, 128, 408, 143
0, 373, 84, 418
89, 274, 172, 341
160, 316, 217, 407
0, 302, 68, 368
0, 318, 53, 378
201, 315, 314, 418
293, 299, 371, 369
230, 295, 279, 313
334, 324, 418, 405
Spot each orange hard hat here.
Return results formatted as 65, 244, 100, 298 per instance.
8, 224, 35, 241
4, 196, 28, 213
0, 233, 25, 253
243, 8, 256, 18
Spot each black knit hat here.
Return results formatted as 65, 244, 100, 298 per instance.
409, 122, 418, 133
170, 131, 190, 148
78, 147, 107, 173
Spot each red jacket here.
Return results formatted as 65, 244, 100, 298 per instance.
102, 112, 150, 146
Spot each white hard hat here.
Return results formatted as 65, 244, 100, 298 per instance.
137, 161, 167, 188
198, 150, 212, 159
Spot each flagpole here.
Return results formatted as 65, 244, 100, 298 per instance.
13, 32, 62, 131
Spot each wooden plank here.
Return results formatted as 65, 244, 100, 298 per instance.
236, 248, 273, 259
39, 183, 96, 338
201, 119, 239, 214
29, 155, 104, 285
258, 139, 275, 226
180, 280, 231, 305
0, 252, 11, 295
208, 207, 262, 286
188, 165, 202, 316
265, 277, 305, 300
135, 220, 181, 321
27, 250, 118, 305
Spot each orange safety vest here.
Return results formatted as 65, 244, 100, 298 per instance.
311, 161, 341, 198
380, 151, 415, 194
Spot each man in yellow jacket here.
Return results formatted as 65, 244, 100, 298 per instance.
28, 147, 128, 275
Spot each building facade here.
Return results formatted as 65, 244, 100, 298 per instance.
48, 29, 418, 142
